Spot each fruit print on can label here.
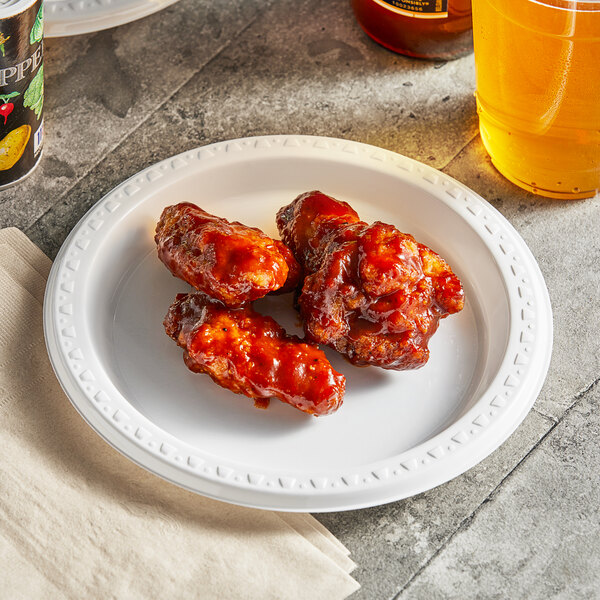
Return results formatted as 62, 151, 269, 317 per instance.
0, 0, 43, 188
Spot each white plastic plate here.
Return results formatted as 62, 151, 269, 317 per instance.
45, 0, 179, 37
44, 135, 553, 512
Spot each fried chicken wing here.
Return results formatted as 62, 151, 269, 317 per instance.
275, 191, 361, 274
164, 292, 345, 416
155, 203, 300, 306
276, 191, 465, 370
272, 239, 303, 294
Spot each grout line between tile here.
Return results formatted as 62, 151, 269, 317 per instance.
438, 130, 480, 171
533, 375, 600, 423
531, 405, 558, 423
391, 377, 600, 599
25, 4, 273, 234
573, 375, 600, 402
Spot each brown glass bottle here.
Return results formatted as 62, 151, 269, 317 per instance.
351, 0, 473, 60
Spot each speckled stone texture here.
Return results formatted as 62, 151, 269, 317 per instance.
0, 0, 272, 230
395, 383, 600, 600
1, 0, 599, 598
316, 410, 554, 599
443, 141, 600, 422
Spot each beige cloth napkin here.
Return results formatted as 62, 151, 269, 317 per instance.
0, 228, 359, 599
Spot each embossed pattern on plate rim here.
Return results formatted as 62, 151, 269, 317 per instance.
43, 135, 553, 511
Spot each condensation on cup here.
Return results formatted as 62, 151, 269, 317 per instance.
473, 0, 600, 199
0, 0, 43, 190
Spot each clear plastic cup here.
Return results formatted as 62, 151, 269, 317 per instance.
472, 0, 600, 199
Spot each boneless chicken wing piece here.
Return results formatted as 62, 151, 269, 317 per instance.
155, 202, 300, 306
272, 240, 303, 294
276, 190, 361, 274
164, 293, 345, 416
276, 191, 465, 370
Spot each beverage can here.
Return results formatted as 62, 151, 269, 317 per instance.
0, 0, 43, 190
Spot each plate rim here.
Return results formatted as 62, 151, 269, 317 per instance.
43, 134, 553, 512
45, 0, 180, 37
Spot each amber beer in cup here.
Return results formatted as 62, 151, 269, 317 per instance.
472, 0, 600, 199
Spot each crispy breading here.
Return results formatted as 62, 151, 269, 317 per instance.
155, 202, 300, 306
164, 292, 345, 416
277, 191, 465, 370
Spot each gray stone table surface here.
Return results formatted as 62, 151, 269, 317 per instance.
1, 0, 598, 598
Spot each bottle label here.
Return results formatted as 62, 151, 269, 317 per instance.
372, 0, 448, 18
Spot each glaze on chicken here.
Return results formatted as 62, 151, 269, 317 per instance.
277, 191, 464, 370
164, 292, 345, 416
155, 202, 300, 306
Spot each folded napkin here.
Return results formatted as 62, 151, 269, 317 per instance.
0, 228, 359, 599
